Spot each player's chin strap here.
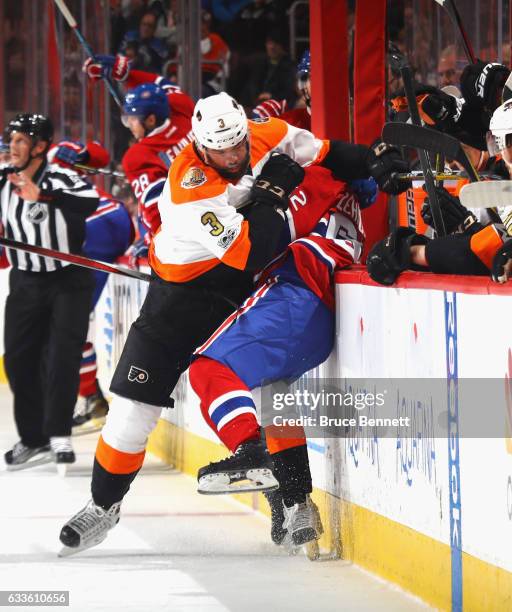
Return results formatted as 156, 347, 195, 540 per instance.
0, 236, 152, 282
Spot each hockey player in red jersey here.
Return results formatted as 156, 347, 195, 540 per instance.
188, 182, 366, 556
83, 56, 194, 237
58, 91, 410, 557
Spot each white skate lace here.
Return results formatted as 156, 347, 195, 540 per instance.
12, 442, 29, 459
68, 500, 120, 538
283, 499, 320, 534
283, 503, 309, 532
50, 437, 73, 453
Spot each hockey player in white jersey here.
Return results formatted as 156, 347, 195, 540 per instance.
58, 92, 411, 556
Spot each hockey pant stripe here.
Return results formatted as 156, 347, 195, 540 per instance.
189, 357, 260, 452
194, 279, 276, 355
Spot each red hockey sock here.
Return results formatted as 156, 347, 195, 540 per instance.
78, 342, 98, 397
189, 357, 260, 452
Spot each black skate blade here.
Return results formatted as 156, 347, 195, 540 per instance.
198, 468, 279, 495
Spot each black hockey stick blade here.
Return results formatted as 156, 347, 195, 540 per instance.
382, 122, 462, 159
382, 123, 480, 181
0, 237, 152, 282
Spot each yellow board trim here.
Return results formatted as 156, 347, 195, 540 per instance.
0, 356, 7, 384
148, 418, 512, 611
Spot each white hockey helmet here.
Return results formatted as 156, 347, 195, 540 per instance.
192, 92, 248, 150
489, 99, 512, 152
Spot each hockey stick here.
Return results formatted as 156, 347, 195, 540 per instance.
382, 122, 503, 222
434, 0, 476, 63
434, 1, 512, 107
74, 163, 126, 178
395, 171, 503, 181
53, 0, 123, 108
388, 47, 446, 235
0, 237, 152, 282
459, 181, 512, 209
382, 122, 478, 178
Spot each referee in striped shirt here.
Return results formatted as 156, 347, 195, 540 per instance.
1, 114, 99, 470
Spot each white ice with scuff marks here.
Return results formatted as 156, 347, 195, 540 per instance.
0, 386, 431, 612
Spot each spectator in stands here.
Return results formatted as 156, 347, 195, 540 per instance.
202, 0, 253, 26
235, 1, 288, 54
437, 44, 462, 88
111, 0, 147, 54
119, 10, 169, 73
240, 29, 297, 108
200, 11, 230, 96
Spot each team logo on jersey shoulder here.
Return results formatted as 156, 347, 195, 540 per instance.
181, 167, 207, 189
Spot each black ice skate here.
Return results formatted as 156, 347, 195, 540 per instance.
4, 442, 51, 471
59, 498, 121, 557
50, 437, 75, 477
264, 489, 288, 545
282, 495, 324, 561
197, 439, 279, 495
72, 381, 109, 436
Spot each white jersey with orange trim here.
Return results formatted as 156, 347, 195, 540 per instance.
150, 117, 329, 283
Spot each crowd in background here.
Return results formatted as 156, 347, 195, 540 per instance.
104, 0, 310, 215
2, 0, 510, 238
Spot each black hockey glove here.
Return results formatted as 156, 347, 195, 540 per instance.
491, 238, 512, 283
421, 185, 481, 235
250, 153, 305, 210
391, 83, 487, 149
365, 140, 412, 195
392, 84, 463, 131
367, 227, 429, 286
460, 60, 510, 112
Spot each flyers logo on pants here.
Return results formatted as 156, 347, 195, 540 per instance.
128, 365, 149, 383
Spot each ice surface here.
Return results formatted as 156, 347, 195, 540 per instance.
0, 386, 431, 611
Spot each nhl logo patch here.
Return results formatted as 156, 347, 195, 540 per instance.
181, 167, 207, 189
26, 203, 49, 224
